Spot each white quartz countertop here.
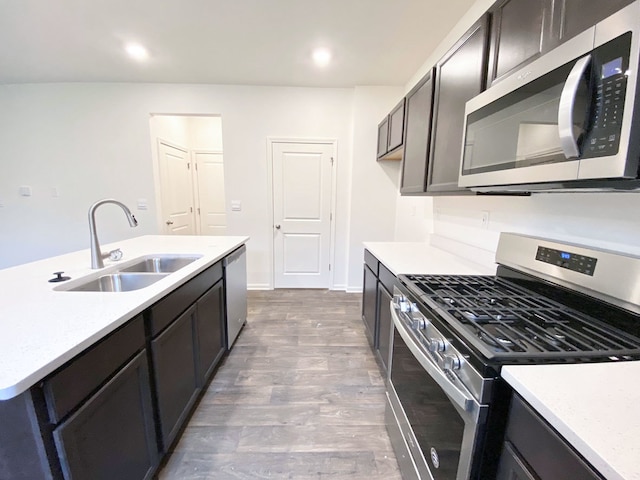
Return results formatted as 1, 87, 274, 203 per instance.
362, 241, 497, 276
0, 235, 248, 400
502, 362, 640, 480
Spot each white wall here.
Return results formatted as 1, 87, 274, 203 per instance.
345, 86, 403, 290
0, 83, 360, 289
393, 0, 640, 259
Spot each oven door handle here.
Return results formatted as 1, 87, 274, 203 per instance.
391, 304, 475, 413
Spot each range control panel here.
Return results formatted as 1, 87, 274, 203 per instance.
536, 246, 597, 276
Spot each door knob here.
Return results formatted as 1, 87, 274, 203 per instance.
166, 220, 174, 225
275, 224, 281, 229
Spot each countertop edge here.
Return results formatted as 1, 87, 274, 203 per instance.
0, 235, 248, 401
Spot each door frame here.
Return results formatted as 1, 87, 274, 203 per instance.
266, 137, 338, 290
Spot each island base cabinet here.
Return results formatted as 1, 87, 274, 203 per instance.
151, 304, 200, 451
196, 280, 226, 385
53, 351, 157, 480
0, 390, 60, 480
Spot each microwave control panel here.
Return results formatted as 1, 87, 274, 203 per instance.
581, 32, 631, 159
536, 246, 597, 276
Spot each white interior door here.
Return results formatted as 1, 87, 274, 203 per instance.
272, 141, 334, 288
193, 151, 227, 235
157, 141, 196, 234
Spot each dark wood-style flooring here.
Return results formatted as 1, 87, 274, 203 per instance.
158, 289, 401, 479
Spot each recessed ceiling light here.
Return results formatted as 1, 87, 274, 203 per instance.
125, 43, 149, 61
312, 48, 332, 67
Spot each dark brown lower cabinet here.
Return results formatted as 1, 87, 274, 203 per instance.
53, 351, 157, 480
497, 393, 601, 480
196, 280, 226, 385
151, 304, 200, 451
376, 285, 393, 371
362, 264, 378, 348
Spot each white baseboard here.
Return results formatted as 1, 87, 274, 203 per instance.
345, 286, 363, 293
248, 283, 272, 290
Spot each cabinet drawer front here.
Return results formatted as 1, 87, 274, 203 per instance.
149, 261, 222, 337
506, 394, 601, 480
44, 315, 145, 424
53, 351, 157, 480
378, 263, 396, 294
364, 250, 379, 275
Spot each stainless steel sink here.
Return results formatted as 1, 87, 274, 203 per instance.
119, 255, 202, 273
66, 273, 169, 292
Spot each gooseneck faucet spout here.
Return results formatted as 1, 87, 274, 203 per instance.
88, 199, 138, 269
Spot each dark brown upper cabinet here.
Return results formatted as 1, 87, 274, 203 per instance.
488, 0, 552, 85
554, 0, 635, 45
377, 99, 406, 161
427, 15, 489, 195
399, 70, 434, 194
376, 117, 389, 159
488, 0, 634, 86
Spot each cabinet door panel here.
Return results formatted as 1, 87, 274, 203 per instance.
428, 15, 488, 194
377, 285, 393, 373
556, 0, 634, 45
362, 264, 378, 348
53, 351, 157, 480
388, 99, 405, 151
400, 71, 434, 194
196, 280, 226, 385
489, 0, 551, 84
152, 305, 199, 450
377, 117, 389, 158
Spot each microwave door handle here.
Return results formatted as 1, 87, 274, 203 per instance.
558, 54, 592, 158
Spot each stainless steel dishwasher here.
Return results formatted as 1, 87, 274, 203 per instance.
223, 245, 247, 348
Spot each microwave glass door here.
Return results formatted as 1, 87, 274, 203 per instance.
461, 32, 631, 179
462, 60, 591, 176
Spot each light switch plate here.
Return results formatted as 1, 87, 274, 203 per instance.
231, 200, 242, 212
18, 186, 32, 197
137, 198, 148, 210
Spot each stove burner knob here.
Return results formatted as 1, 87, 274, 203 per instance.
410, 314, 426, 330
442, 354, 461, 371
427, 338, 445, 353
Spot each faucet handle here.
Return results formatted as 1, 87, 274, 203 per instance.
108, 249, 123, 261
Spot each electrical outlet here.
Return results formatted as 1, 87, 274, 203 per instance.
481, 211, 490, 229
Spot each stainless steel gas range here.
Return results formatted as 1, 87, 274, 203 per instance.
386, 232, 640, 480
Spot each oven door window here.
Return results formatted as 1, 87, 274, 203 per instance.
391, 327, 464, 480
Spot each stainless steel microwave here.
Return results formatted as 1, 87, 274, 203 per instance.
459, 1, 640, 192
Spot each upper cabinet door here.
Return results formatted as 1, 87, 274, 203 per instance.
377, 117, 389, 159
427, 15, 489, 194
400, 70, 434, 194
488, 0, 552, 85
554, 0, 635, 45
387, 99, 406, 152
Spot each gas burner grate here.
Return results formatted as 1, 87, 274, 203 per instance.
401, 274, 640, 359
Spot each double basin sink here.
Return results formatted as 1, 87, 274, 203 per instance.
58, 255, 202, 292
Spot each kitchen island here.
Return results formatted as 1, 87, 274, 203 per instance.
0, 234, 248, 480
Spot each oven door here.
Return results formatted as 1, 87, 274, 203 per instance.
387, 303, 487, 480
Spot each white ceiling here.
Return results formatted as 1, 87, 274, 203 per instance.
0, 0, 476, 87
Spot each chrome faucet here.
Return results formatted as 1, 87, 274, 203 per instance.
88, 199, 138, 269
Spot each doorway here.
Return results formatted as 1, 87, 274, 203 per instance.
269, 139, 337, 288
150, 115, 226, 235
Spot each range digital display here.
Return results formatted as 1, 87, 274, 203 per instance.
535, 246, 597, 276
602, 57, 623, 78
